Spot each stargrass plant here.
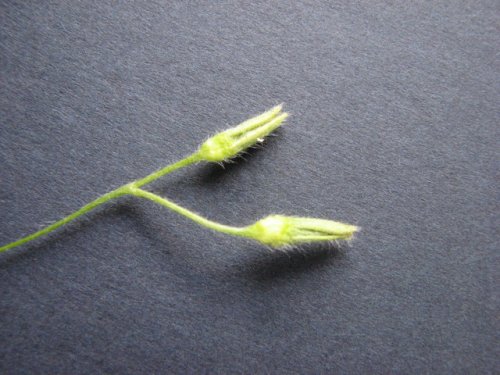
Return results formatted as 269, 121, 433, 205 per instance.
0, 105, 358, 253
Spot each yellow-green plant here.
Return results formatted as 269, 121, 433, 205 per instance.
0, 105, 358, 253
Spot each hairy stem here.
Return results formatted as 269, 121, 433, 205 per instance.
0, 154, 202, 253
0, 185, 132, 253
129, 187, 249, 238
133, 153, 200, 187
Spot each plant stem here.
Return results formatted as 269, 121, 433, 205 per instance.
129, 187, 249, 238
0, 153, 203, 253
134, 153, 201, 187
0, 185, 131, 253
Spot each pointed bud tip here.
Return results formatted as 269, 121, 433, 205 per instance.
280, 112, 289, 121
273, 103, 284, 112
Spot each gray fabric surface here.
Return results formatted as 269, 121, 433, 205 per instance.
1, 1, 498, 373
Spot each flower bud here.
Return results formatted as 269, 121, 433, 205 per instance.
246, 215, 359, 248
198, 105, 288, 162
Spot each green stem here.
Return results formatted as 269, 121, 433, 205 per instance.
130, 187, 249, 238
0, 185, 131, 253
0, 153, 203, 253
134, 153, 201, 187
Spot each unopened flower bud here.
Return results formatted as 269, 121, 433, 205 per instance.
198, 105, 288, 162
246, 215, 359, 248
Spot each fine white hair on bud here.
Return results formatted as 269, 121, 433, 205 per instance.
197, 105, 288, 162
245, 215, 359, 248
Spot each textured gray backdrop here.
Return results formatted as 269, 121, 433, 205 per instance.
1, 1, 498, 374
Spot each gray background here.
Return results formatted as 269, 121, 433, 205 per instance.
1, 1, 498, 374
